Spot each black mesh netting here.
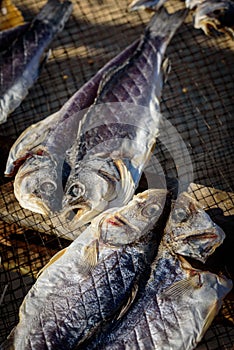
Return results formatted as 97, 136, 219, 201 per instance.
0, 0, 233, 348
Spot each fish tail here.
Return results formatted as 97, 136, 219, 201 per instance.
147, 7, 188, 45
35, 0, 73, 33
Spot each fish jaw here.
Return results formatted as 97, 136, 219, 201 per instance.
194, 0, 234, 37
164, 192, 226, 262
61, 167, 114, 229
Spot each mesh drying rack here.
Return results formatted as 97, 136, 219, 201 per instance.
0, 0, 233, 348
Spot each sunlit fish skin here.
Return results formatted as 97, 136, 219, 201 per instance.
62, 8, 187, 229
193, 0, 234, 37
84, 192, 232, 350
4, 41, 140, 218
0, 0, 73, 124
2, 189, 167, 350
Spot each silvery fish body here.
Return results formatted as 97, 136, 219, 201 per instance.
1, 189, 167, 350
61, 8, 186, 230
84, 193, 232, 350
4, 40, 140, 218
0, 0, 73, 124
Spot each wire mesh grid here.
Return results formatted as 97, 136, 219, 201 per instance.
0, 0, 233, 348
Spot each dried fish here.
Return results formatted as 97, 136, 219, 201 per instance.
2, 189, 167, 349
61, 8, 186, 230
0, 0, 73, 124
4, 41, 140, 219
84, 193, 232, 350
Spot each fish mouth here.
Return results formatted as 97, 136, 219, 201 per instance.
172, 228, 225, 263
196, 17, 221, 34
61, 203, 92, 229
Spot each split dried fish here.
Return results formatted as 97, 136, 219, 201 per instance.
4, 41, 140, 219
84, 193, 232, 350
0, 0, 73, 124
2, 189, 167, 350
61, 7, 186, 230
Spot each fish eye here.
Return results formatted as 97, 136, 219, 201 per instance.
172, 208, 189, 223
39, 181, 57, 194
68, 184, 85, 198
213, 9, 223, 16
142, 204, 160, 218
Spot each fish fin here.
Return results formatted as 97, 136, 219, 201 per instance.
160, 274, 202, 300
199, 301, 220, 341
162, 57, 171, 84
116, 283, 139, 320
79, 239, 99, 275
36, 248, 67, 278
113, 159, 135, 206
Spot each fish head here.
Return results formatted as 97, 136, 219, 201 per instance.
194, 0, 234, 37
62, 163, 118, 228
61, 157, 136, 229
14, 155, 61, 215
99, 188, 167, 246
70, 188, 167, 274
164, 192, 225, 262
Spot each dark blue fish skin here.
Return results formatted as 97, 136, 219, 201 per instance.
0, 23, 30, 53
0, 0, 73, 124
